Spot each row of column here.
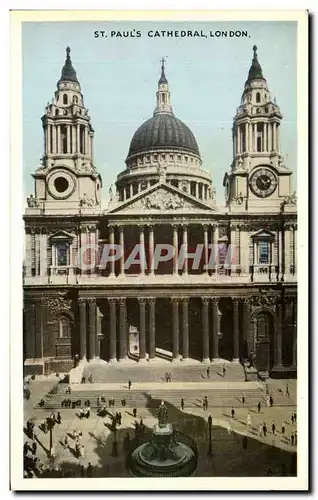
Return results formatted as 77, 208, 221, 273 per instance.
77, 296, 245, 363
235, 121, 280, 155
45, 123, 91, 156
108, 224, 221, 276
120, 181, 210, 202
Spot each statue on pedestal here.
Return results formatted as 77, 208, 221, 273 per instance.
157, 401, 168, 428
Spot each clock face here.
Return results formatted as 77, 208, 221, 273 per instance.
249, 168, 277, 198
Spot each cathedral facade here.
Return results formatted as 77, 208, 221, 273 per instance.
23, 46, 297, 378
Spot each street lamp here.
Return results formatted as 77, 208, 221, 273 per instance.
207, 415, 212, 456
46, 416, 55, 455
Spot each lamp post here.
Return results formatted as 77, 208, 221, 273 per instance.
47, 416, 55, 455
207, 415, 212, 456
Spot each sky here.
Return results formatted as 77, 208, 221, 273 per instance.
22, 20, 297, 207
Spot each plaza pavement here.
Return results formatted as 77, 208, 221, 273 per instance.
23, 377, 297, 477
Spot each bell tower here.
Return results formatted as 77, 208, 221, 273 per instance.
28, 47, 102, 214
223, 45, 294, 213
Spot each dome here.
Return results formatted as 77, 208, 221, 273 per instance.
127, 113, 200, 159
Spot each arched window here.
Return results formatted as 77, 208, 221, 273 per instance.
63, 94, 68, 105
256, 92, 261, 103
55, 109, 59, 116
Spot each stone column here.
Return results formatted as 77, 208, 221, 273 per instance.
275, 300, 283, 366
96, 305, 103, 358
45, 126, 49, 155
25, 232, 32, 277
129, 183, 133, 198
212, 224, 219, 275
118, 298, 127, 361
78, 299, 87, 360
195, 183, 199, 198
171, 298, 180, 361
277, 124, 280, 152
242, 298, 252, 354
77, 124, 80, 154
203, 225, 209, 274
173, 225, 179, 275
71, 125, 76, 153
34, 301, 42, 359
292, 299, 297, 366
249, 123, 253, 152
108, 298, 117, 362
52, 125, 57, 154
268, 122, 272, 151
148, 226, 155, 275
201, 297, 210, 364
232, 298, 240, 361
148, 298, 156, 360
273, 123, 277, 152
237, 126, 241, 154
211, 297, 219, 360
88, 299, 96, 360
109, 226, 115, 277
35, 233, 41, 276
253, 123, 257, 152
278, 228, 283, 279
245, 122, 249, 152
284, 227, 291, 275
181, 298, 189, 361
57, 126, 61, 154
264, 122, 267, 152
139, 226, 146, 275
119, 226, 125, 276
138, 298, 147, 362
67, 125, 71, 153
182, 225, 188, 275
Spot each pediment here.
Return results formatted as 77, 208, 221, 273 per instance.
108, 182, 215, 215
49, 230, 74, 242
251, 229, 275, 238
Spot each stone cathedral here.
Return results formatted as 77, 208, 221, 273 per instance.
23, 46, 297, 378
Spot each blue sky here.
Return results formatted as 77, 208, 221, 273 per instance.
22, 21, 297, 206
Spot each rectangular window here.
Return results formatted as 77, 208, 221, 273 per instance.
258, 240, 269, 264
56, 243, 69, 266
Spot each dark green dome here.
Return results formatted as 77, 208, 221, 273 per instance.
127, 113, 200, 159
58, 47, 79, 84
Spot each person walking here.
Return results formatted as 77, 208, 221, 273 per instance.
257, 401, 261, 413
133, 407, 137, 418
266, 396, 271, 408
263, 422, 267, 437
291, 413, 294, 424
294, 431, 297, 446
271, 421, 276, 435
64, 435, 68, 448
56, 412, 61, 424
206, 367, 210, 379
128, 379, 132, 390
293, 411, 297, 424
231, 407, 235, 419
269, 395, 273, 407
80, 465, 85, 478
291, 432, 295, 446
32, 442, 37, 455
203, 396, 208, 411
242, 393, 245, 406
258, 423, 263, 437
286, 382, 290, 397
181, 398, 184, 410
86, 463, 93, 478
281, 422, 286, 436
222, 364, 227, 378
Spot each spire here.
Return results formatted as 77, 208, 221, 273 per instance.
58, 46, 79, 84
154, 57, 173, 115
246, 45, 265, 82
159, 57, 168, 84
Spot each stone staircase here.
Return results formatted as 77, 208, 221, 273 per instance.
82, 361, 246, 384
35, 384, 295, 411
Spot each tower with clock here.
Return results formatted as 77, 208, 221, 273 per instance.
30, 47, 102, 215
223, 45, 294, 213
